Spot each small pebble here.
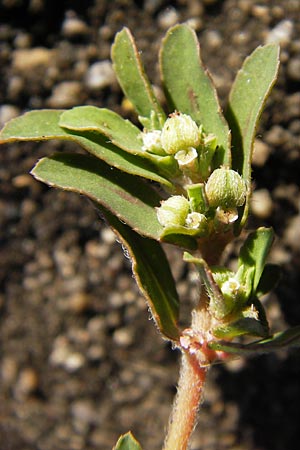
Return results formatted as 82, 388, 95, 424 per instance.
287, 57, 300, 82
265, 20, 294, 46
0, 104, 20, 127
184, 17, 202, 32
7, 75, 24, 99
13, 31, 32, 48
50, 336, 85, 372
250, 189, 273, 219
66, 292, 90, 314
87, 345, 105, 361
158, 7, 179, 29
252, 5, 270, 23
12, 47, 54, 72
264, 125, 287, 146
15, 367, 39, 398
71, 400, 95, 424
113, 327, 134, 347
284, 216, 300, 251
252, 138, 271, 166
101, 227, 116, 244
144, 0, 164, 13
285, 93, 300, 120
85, 60, 116, 90
48, 81, 84, 108
1, 357, 18, 386
87, 316, 106, 337
204, 30, 223, 50
62, 15, 89, 38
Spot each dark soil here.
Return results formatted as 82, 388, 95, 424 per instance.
1, 1, 300, 449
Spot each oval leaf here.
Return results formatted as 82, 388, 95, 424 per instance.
0, 110, 172, 188
112, 27, 166, 129
100, 207, 180, 341
31, 153, 163, 239
59, 106, 144, 155
256, 263, 281, 298
113, 432, 142, 450
160, 24, 231, 168
237, 227, 274, 297
226, 44, 280, 229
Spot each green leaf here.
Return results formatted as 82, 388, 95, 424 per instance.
160, 24, 231, 168
59, 106, 179, 184
0, 109, 65, 141
212, 299, 269, 340
100, 207, 180, 341
113, 432, 142, 450
212, 316, 269, 340
0, 110, 172, 188
225, 44, 280, 229
256, 263, 281, 297
111, 27, 166, 129
31, 153, 164, 240
237, 227, 274, 298
161, 233, 198, 250
59, 106, 144, 154
209, 326, 300, 355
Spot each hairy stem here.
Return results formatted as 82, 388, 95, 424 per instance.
163, 351, 208, 450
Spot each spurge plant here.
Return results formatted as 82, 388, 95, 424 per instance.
1, 24, 300, 450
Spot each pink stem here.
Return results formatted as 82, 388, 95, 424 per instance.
163, 351, 208, 450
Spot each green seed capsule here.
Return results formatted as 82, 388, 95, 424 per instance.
156, 195, 190, 227
161, 113, 201, 155
205, 168, 246, 209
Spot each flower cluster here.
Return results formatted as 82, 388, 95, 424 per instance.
145, 112, 247, 237
141, 112, 217, 183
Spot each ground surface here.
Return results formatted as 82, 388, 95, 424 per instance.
0, 1, 300, 449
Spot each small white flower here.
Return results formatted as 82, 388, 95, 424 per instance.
221, 277, 241, 298
174, 147, 198, 168
141, 129, 163, 154
185, 212, 207, 230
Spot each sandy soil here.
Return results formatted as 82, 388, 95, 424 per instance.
1, 1, 300, 449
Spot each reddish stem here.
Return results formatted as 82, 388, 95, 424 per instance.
163, 351, 208, 450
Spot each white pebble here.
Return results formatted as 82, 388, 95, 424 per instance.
204, 30, 223, 50
158, 7, 179, 29
48, 81, 83, 108
0, 104, 20, 128
265, 20, 294, 46
284, 216, 300, 251
62, 15, 89, 37
113, 327, 134, 347
250, 189, 273, 219
85, 60, 116, 90
50, 336, 85, 372
252, 138, 271, 166
12, 47, 54, 72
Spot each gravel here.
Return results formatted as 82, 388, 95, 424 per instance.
1, 1, 300, 450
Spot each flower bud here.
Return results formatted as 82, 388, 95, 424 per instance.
161, 113, 200, 155
205, 168, 246, 209
185, 212, 208, 232
156, 195, 190, 227
141, 130, 165, 155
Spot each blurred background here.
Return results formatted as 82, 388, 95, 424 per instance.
0, 1, 300, 449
